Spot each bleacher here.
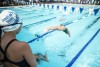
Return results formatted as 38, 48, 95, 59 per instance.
0, 0, 100, 6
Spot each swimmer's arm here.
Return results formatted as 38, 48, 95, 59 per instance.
22, 42, 37, 67
47, 26, 58, 30
44, 26, 58, 32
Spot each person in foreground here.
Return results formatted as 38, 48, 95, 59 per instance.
44, 24, 71, 37
0, 10, 48, 67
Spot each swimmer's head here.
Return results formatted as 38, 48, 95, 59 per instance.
0, 10, 22, 32
60, 24, 64, 26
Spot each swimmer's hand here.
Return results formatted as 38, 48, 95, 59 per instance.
44, 29, 49, 33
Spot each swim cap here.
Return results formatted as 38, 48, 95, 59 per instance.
0, 10, 22, 32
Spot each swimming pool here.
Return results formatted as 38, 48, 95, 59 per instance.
0, 4, 100, 67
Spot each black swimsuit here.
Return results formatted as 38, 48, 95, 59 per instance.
0, 39, 30, 67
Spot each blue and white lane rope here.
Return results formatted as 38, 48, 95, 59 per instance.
66, 28, 100, 67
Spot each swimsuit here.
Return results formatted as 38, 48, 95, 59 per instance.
0, 39, 30, 67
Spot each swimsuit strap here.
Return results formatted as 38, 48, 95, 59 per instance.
4, 39, 16, 54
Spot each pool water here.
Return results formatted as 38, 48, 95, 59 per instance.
0, 4, 100, 67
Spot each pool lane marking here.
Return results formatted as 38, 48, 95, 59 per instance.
28, 13, 88, 43
65, 16, 100, 49
22, 14, 65, 28
17, 7, 54, 19
20, 6, 71, 20
23, 6, 87, 27
23, 17, 56, 29
23, 12, 88, 30
65, 16, 100, 67
22, 11, 63, 28
18, 8, 51, 15
21, 12, 54, 20
27, 13, 89, 43
63, 13, 88, 26
66, 28, 100, 67
21, 8, 59, 21
22, 7, 88, 27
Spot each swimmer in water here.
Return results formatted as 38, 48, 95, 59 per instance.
44, 24, 71, 37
